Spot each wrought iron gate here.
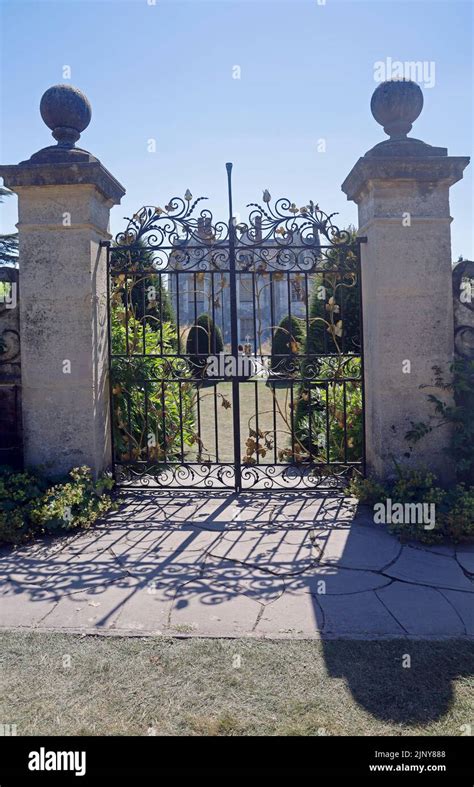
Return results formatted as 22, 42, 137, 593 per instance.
105, 164, 365, 490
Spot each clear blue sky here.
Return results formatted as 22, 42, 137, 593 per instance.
1, 0, 473, 259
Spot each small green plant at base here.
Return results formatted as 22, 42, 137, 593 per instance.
350, 357, 474, 544
0, 466, 115, 546
349, 467, 474, 544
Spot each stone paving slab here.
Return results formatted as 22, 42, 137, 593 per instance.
377, 582, 466, 637
456, 545, 474, 575
311, 523, 401, 572
108, 582, 174, 634
256, 591, 324, 637
168, 580, 262, 636
199, 558, 287, 604
285, 566, 392, 596
317, 590, 405, 637
439, 589, 474, 636
384, 546, 474, 592
38, 581, 139, 632
0, 582, 58, 628
207, 528, 319, 575
0, 492, 473, 639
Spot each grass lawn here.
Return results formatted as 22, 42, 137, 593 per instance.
190, 380, 294, 463
1, 633, 473, 736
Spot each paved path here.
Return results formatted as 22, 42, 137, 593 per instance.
1, 492, 473, 638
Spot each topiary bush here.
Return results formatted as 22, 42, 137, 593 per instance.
270, 315, 305, 383
186, 314, 224, 382
304, 229, 361, 361
111, 239, 175, 335
0, 466, 115, 546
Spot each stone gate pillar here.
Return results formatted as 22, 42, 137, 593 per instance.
342, 80, 469, 482
0, 85, 125, 478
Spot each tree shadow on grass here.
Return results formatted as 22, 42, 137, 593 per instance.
321, 638, 474, 727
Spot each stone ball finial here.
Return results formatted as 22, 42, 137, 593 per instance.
370, 80, 423, 140
40, 84, 92, 148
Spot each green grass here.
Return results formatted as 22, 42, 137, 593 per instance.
191, 380, 293, 463
1, 633, 473, 736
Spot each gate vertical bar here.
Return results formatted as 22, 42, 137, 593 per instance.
357, 236, 367, 476
102, 240, 117, 481
226, 162, 242, 491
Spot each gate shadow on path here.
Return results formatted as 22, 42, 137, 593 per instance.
1, 490, 473, 728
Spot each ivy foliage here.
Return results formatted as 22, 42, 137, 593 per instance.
405, 360, 474, 485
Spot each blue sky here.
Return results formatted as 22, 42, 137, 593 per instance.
1, 0, 473, 259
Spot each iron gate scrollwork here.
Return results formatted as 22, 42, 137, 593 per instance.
105, 164, 366, 490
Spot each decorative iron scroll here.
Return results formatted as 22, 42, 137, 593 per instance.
453, 260, 474, 360
107, 184, 364, 491
0, 266, 22, 467
111, 192, 356, 274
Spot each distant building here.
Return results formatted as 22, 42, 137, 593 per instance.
168, 216, 319, 348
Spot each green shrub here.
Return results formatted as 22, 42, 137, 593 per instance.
110, 288, 194, 463
270, 315, 305, 381
29, 467, 114, 534
186, 314, 224, 381
304, 230, 361, 359
291, 229, 363, 461
294, 357, 363, 463
0, 466, 115, 546
0, 468, 46, 544
405, 360, 474, 485
349, 358, 474, 545
111, 240, 175, 334
349, 468, 474, 544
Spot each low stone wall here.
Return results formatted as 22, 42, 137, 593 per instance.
0, 266, 22, 468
